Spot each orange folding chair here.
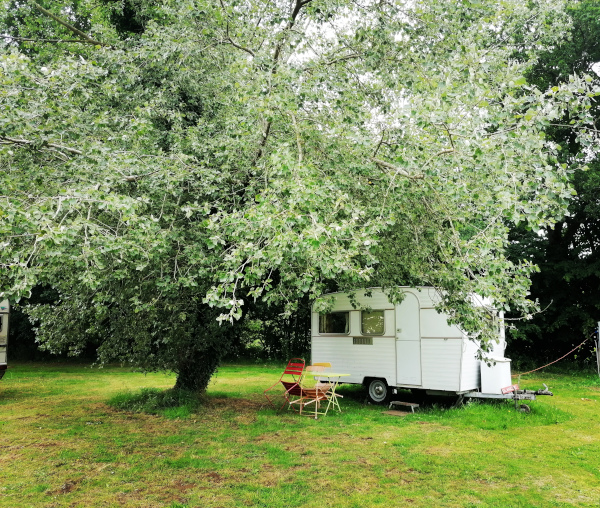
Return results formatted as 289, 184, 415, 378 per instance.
306, 363, 333, 391
306, 362, 343, 413
264, 358, 305, 410
282, 380, 330, 419
281, 380, 305, 410
297, 384, 331, 419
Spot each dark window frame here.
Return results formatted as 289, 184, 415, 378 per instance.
319, 312, 350, 335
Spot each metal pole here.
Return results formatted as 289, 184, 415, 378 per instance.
0, 300, 8, 380
597, 322, 600, 378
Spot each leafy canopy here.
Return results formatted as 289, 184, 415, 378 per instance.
1, 0, 599, 383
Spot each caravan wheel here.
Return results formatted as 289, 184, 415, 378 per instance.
366, 378, 390, 405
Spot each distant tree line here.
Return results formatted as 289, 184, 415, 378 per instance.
507, 0, 600, 369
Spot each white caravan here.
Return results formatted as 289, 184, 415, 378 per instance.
311, 287, 512, 404
0, 300, 8, 380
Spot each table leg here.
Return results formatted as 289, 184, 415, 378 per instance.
325, 378, 343, 414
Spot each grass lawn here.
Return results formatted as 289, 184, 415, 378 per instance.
1, 362, 599, 507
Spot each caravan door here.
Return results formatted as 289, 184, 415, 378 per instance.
395, 293, 422, 386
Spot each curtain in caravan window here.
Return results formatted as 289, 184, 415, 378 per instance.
319, 312, 349, 334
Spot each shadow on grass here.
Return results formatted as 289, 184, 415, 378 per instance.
107, 387, 270, 420
107, 388, 203, 419
0, 386, 50, 405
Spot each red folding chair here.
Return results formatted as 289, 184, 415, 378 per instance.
264, 358, 305, 410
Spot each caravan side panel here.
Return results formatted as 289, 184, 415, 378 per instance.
414, 287, 443, 309
312, 336, 396, 386
459, 338, 481, 391
312, 289, 396, 386
420, 309, 463, 339
324, 290, 393, 312
420, 339, 462, 391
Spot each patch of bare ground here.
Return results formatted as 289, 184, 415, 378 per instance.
201, 396, 271, 425
139, 480, 198, 506
1, 440, 61, 456
206, 396, 267, 412
257, 471, 284, 487
117, 478, 208, 507
251, 432, 277, 442
205, 471, 224, 483
48, 479, 81, 496
173, 480, 196, 491
383, 468, 420, 483
114, 488, 147, 505
32, 441, 60, 449
114, 477, 209, 507
423, 446, 456, 456
258, 464, 310, 487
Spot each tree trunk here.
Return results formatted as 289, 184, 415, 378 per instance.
174, 346, 222, 392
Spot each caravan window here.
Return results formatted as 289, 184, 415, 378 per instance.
319, 312, 349, 334
361, 310, 384, 335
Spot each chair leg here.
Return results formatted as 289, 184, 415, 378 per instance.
297, 397, 307, 417
286, 395, 302, 413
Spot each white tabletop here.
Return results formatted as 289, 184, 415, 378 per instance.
308, 372, 350, 378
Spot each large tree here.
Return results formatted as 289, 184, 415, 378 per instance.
1, 0, 598, 389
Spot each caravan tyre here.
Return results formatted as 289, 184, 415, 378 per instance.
366, 378, 391, 405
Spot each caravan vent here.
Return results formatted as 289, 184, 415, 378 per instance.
353, 337, 373, 345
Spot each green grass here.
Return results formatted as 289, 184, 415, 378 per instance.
1, 362, 600, 507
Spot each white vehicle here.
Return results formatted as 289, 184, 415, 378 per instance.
311, 287, 518, 404
0, 300, 8, 380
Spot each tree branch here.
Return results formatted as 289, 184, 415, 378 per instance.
440, 123, 455, 150
371, 157, 424, 179
290, 113, 303, 163
27, 0, 107, 47
549, 124, 600, 133
418, 149, 455, 172
252, 120, 272, 165
226, 35, 255, 57
254, 0, 312, 165
0, 34, 99, 45
0, 136, 82, 155
224, 22, 255, 57
219, 0, 255, 57
373, 131, 385, 157
326, 53, 362, 65
123, 169, 160, 182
